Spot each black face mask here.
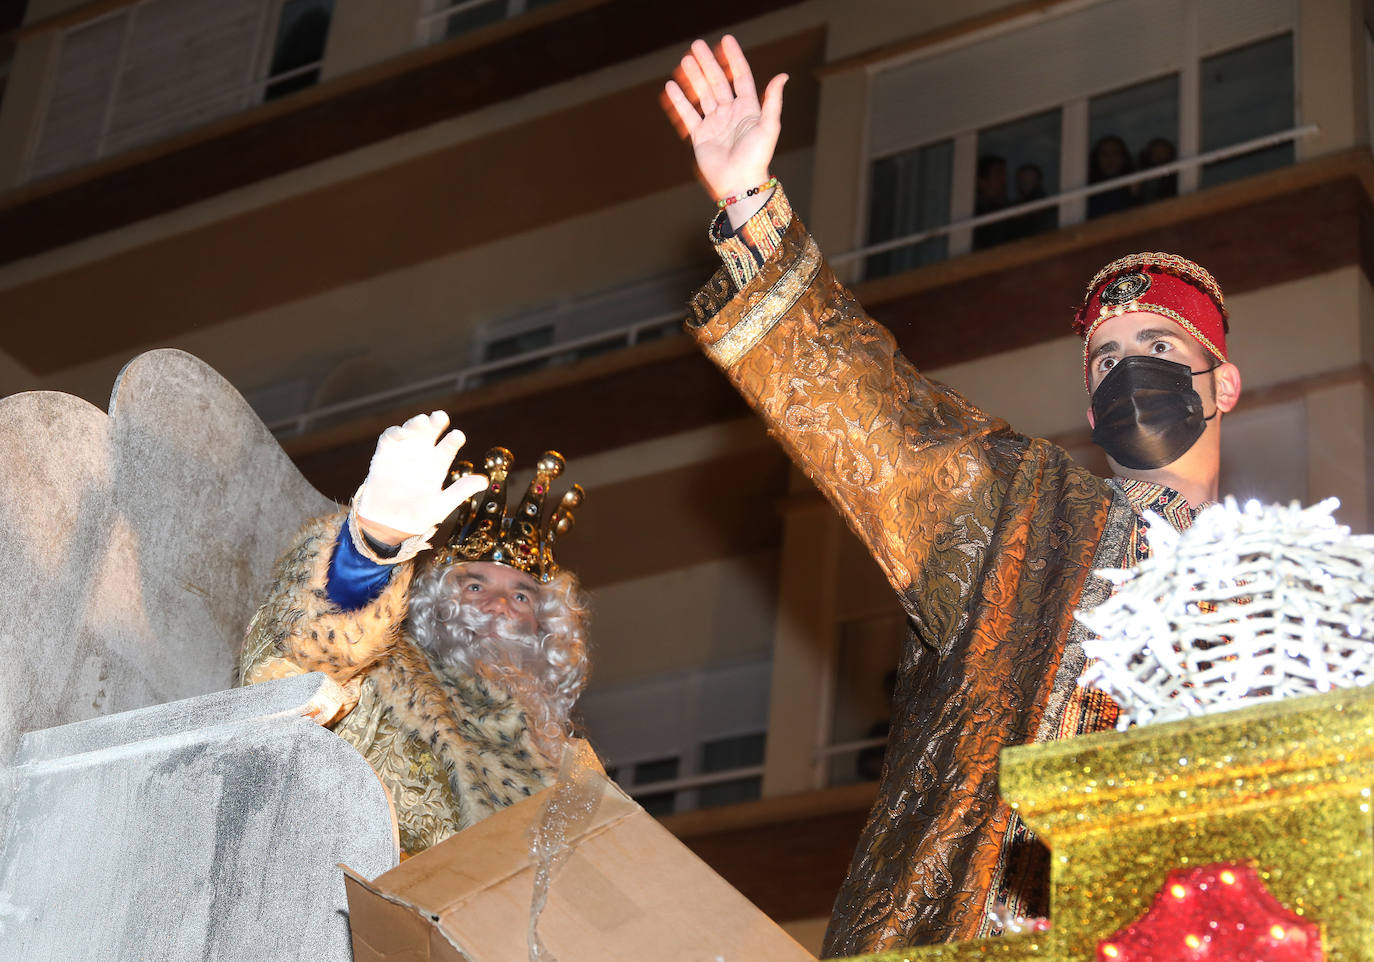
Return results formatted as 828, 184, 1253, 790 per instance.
1090, 354, 1218, 470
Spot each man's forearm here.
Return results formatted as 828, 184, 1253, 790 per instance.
690, 208, 1013, 638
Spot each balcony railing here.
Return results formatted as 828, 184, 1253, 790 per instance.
619, 765, 766, 804
265, 125, 1318, 440
832, 125, 1319, 269
414, 0, 556, 47
266, 310, 683, 437
91, 58, 324, 162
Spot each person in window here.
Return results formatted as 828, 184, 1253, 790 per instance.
663, 36, 1243, 952
854, 668, 899, 782
1087, 134, 1137, 218
1136, 137, 1179, 204
1002, 162, 1056, 241
240, 413, 591, 856
972, 154, 1009, 249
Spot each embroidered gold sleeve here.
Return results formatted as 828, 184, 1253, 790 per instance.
689, 216, 1015, 650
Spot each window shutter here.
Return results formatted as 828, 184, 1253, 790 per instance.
104, 0, 267, 156
868, 0, 1296, 159
28, 13, 127, 180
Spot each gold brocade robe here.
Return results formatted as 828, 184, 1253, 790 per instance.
688, 209, 1143, 952
238, 513, 556, 855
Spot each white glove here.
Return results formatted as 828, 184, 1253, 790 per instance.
354, 411, 488, 542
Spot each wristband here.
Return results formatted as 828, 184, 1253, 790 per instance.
716, 177, 778, 209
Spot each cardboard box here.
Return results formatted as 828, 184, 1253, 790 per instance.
343, 769, 817, 962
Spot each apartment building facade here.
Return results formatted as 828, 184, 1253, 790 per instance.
1, 0, 1370, 946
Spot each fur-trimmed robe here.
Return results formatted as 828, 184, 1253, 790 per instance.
239, 512, 556, 855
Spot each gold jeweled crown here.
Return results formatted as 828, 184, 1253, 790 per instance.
432, 447, 583, 583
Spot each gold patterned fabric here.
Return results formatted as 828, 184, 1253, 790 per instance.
981, 477, 1209, 933
239, 513, 556, 855
688, 196, 1116, 951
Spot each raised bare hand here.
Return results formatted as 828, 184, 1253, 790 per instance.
663, 35, 787, 203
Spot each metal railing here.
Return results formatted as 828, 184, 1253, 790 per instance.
414, 0, 542, 45
831, 124, 1319, 267
416, 0, 508, 29
264, 125, 1316, 439
813, 735, 888, 761
619, 765, 766, 800
266, 309, 684, 437
95, 58, 323, 159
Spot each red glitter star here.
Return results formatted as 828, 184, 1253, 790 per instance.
1097, 863, 1322, 962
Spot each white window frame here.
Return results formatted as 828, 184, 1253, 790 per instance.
414, 0, 535, 47
851, 0, 1300, 269
578, 659, 771, 816
23, 0, 329, 181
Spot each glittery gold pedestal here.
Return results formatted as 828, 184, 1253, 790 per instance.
847, 685, 1374, 962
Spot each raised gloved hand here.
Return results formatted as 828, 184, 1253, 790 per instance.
354, 411, 488, 545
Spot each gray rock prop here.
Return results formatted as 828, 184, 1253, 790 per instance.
0, 351, 399, 959
0, 673, 398, 961
0, 348, 331, 760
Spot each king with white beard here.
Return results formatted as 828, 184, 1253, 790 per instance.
240, 413, 590, 856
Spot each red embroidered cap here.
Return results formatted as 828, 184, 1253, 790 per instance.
1073, 252, 1229, 390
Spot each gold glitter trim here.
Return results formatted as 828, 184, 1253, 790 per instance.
1000, 684, 1374, 959
1082, 251, 1227, 316
705, 236, 823, 369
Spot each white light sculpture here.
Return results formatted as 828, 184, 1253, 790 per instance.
1077, 497, 1374, 729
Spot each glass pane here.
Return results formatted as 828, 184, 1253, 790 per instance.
632, 756, 680, 817
864, 138, 953, 280
1200, 33, 1294, 188
475, 324, 554, 384
1088, 73, 1180, 217
483, 324, 553, 362
0, 43, 12, 116
973, 108, 1061, 249
264, 0, 333, 101
698, 732, 765, 808
442, 0, 507, 40
826, 613, 904, 787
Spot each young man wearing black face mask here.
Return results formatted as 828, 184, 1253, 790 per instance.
663, 37, 1244, 954
1079, 252, 1241, 507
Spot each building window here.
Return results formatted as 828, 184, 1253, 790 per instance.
973, 107, 1061, 250
28, 0, 334, 181
579, 659, 772, 817
1200, 33, 1295, 188
420, 0, 563, 45
469, 267, 695, 386
264, 0, 335, 102
864, 139, 952, 280
859, 0, 1300, 279
1088, 73, 1181, 218
625, 756, 680, 818
825, 612, 903, 787
697, 732, 765, 808
473, 323, 555, 385
0, 41, 12, 117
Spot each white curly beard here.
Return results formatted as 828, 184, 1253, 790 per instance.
418, 601, 567, 761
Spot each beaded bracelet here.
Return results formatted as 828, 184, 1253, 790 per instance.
716, 177, 778, 209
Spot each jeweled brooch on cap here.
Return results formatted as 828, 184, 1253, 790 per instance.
1100, 271, 1152, 308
